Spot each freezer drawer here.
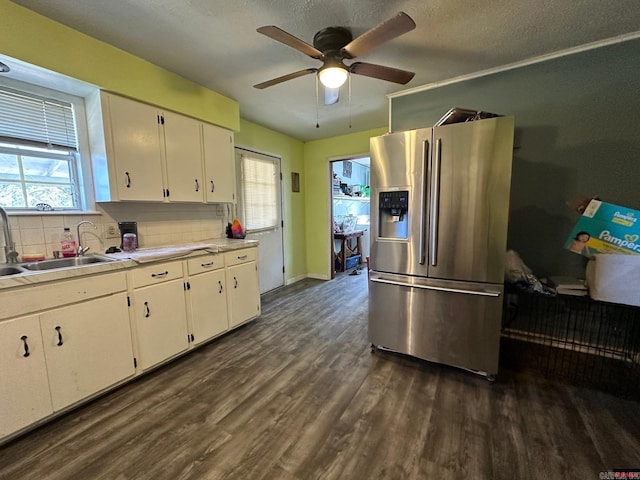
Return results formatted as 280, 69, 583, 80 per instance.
368, 272, 503, 378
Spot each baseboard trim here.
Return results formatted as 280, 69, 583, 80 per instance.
285, 274, 308, 285
307, 273, 330, 281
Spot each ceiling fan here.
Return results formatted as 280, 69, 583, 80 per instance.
253, 12, 416, 105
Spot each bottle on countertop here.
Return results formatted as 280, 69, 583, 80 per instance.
61, 227, 76, 258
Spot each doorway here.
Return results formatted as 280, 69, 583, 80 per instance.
330, 157, 371, 279
235, 147, 285, 294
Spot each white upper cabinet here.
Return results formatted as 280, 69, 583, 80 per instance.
202, 122, 235, 203
163, 110, 204, 203
102, 93, 165, 202
88, 91, 235, 203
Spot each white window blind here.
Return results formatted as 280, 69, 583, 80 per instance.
241, 154, 278, 231
0, 86, 78, 150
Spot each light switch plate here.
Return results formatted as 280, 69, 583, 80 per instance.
103, 223, 119, 239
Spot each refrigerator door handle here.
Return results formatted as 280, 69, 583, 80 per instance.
430, 138, 442, 266
370, 277, 501, 297
418, 139, 429, 265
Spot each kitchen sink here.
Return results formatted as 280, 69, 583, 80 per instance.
0, 266, 26, 276
21, 255, 113, 271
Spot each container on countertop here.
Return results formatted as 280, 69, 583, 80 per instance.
122, 233, 137, 252
61, 227, 76, 258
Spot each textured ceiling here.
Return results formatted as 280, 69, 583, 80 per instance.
9, 0, 640, 141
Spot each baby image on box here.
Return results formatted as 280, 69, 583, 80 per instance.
568, 231, 592, 256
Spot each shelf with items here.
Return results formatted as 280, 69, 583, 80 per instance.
333, 194, 370, 202
333, 195, 370, 219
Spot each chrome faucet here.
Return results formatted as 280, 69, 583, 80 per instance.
0, 206, 18, 263
76, 220, 96, 256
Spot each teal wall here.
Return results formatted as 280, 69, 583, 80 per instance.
391, 39, 640, 278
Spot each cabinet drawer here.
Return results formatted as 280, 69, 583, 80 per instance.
224, 248, 256, 267
130, 261, 184, 288
187, 254, 224, 276
0, 272, 126, 321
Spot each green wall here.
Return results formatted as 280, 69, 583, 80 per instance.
236, 123, 386, 281
303, 128, 387, 278
391, 39, 640, 279
235, 119, 307, 281
0, 0, 239, 130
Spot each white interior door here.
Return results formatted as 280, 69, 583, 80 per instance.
235, 148, 285, 294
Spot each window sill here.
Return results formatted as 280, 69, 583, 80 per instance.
6, 210, 102, 216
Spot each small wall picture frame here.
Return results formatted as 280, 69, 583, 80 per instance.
291, 172, 300, 192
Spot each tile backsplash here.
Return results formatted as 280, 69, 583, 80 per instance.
1, 203, 231, 263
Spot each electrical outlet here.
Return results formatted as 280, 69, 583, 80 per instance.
216, 205, 225, 216
103, 223, 119, 239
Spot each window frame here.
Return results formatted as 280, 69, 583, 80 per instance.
238, 151, 280, 233
0, 76, 96, 213
0, 143, 81, 209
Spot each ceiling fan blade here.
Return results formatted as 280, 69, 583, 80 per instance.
257, 25, 324, 59
253, 68, 318, 89
340, 12, 416, 59
350, 62, 415, 84
324, 86, 340, 105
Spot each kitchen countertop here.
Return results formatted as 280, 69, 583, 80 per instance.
0, 238, 258, 291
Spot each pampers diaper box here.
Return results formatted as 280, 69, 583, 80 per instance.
564, 199, 640, 257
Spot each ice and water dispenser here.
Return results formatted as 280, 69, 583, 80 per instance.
378, 190, 409, 239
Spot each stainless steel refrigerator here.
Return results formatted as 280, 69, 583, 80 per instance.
368, 116, 514, 380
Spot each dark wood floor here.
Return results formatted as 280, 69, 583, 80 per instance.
1, 271, 639, 479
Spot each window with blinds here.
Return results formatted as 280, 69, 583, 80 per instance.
240, 154, 278, 231
0, 86, 80, 209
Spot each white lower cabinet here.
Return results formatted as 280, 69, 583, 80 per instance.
40, 293, 135, 411
129, 261, 189, 371
0, 246, 260, 444
0, 315, 53, 438
187, 255, 229, 345
225, 249, 261, 327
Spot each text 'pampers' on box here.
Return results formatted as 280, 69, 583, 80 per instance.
565, 200, 640, 257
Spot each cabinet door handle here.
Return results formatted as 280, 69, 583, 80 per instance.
20, 335, 30, 357
144, 302, 151, 318
55, 326, 63, 346
210, 180, 215, 193
151, 271, 169, 278
237, 255, 247, 260
234, 277, 238, 289
201, 261, 215, 268
218, 280, 223, 293
125, 171, 131, 188
195, 179, 200, 192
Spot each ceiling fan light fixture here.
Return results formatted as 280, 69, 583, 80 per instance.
318, 66, 348, 89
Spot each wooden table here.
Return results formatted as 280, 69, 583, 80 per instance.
333, 230, 363, 272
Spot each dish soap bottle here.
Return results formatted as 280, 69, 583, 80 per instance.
61, 227, 76, 258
